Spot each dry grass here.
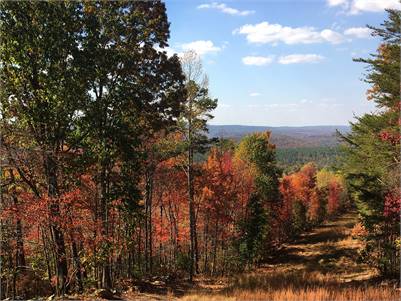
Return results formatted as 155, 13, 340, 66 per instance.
180, 271, 400, 301
178, 212, 400, 301
180, 287, 399, 301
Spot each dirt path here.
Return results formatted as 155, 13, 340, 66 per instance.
259, 210, 377, 283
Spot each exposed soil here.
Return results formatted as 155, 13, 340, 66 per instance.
259, 210, 378, 284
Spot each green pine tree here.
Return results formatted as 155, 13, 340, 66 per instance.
340, 9, 400, 277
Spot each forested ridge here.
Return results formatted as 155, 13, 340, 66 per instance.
207, 125, 350, 149
0, 2, 399, 300
276, 146, 340, 172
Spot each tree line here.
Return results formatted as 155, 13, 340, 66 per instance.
276, 146, 340, 172
340, 9, 400, 278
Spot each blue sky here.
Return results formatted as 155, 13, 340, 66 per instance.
163, 0, 400, 126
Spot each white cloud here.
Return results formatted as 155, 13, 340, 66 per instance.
328, 0, 401, 13
249, 92, 261, 97
234, 22, 344, 45
181, 40, 221, 56
351, 0, 401, 13
157, 41, 224, 58
327, 0, 348, 6
320, 29, 345, 44
278, 54, 325, 64
197, 2, 254, 16
242, 56, 274, 66
344, 27, 372, 38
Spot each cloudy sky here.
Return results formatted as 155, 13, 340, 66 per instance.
164, 0, 400, 126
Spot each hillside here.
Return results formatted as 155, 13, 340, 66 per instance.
122, 211, 397, 301
208, 125, 350, 148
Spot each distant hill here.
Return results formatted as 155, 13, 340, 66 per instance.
207, 125, 350, 148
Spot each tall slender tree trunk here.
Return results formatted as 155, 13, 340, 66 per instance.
72, 241, 83, 292
137, 224, 142, 273
96, 86, 112, 290
148, 177, 153, 274
212, 220, 218, 275
167, 201, 178, 265
41, 228, 52, 283
144, 189, 149, 272
203, 213, 209, 274
100, 165, 112, 289
188, 143, 196, 281
144, 168, 154, 273
194, 206, 199, 274
9, 170, 25, 269
69, 230, 83, 293
15, 220, 25, 268
45, 154, 68, 296
159, 203, 163, 266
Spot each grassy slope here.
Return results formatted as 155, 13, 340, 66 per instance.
123, 211, 399, 301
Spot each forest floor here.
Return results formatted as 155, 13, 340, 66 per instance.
114, 210, 399, 300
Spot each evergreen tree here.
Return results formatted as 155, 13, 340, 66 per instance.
235, 131, 281, 257
236, 131, 281, 205
341, 9, 400, 277
238, 193, 269, 267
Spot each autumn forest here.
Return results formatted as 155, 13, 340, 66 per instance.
0, 2, 400, 301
